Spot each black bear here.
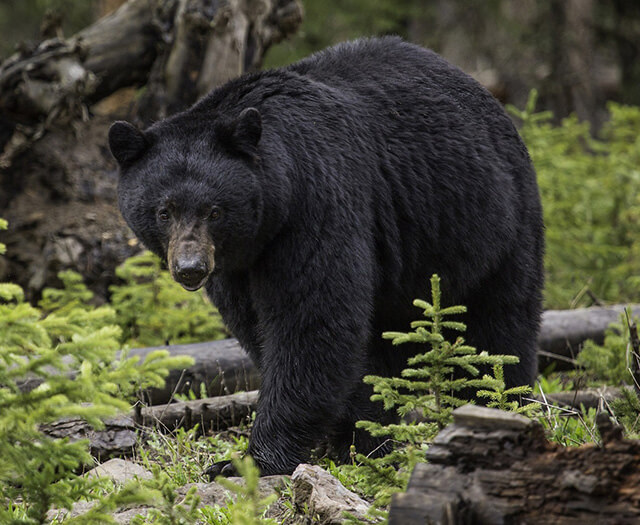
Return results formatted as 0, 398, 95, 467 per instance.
109, 37, 544, 476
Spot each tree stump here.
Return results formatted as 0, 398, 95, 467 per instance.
389, 405, 640, 524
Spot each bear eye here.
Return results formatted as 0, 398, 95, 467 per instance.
210, 206, 222, 221
157, 208, 170, 221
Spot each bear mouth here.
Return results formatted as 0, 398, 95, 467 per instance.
177, 277, 208, 292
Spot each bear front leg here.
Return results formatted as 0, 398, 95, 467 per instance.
247, 243, 375, 475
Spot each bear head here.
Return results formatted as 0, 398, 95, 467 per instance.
108, 107, 267, 290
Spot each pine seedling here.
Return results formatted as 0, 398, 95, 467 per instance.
341, 274, 524, 507
39, 270, 94, 314
365, 274, 519, 433
475, 363, 537, 416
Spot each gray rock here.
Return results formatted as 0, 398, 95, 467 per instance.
47, 501, 151, 524
85, 458, 153, 484
292, 464, 371, 524
178, 475, 287, 506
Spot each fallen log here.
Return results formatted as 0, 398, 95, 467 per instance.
17, 304, 640, 406
141, 303, 640, 400
40, 390, 259, 459
131, 340, 259, 405
389, 405, 640, 524
0, 0, 303, 153
17, 338, 260, 405
137, 389, 258, 432
539, 303, 640, 368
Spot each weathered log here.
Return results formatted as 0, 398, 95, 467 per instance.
16, 303, 640, 408
17, 338, 260, 405
389, 404, 640, 524
41, 414, 139, 460
533, 386, 622, 410
539, 303, 640, 368
138, 389, 258, 431
131, 339, 259, 404
40, 390, 259, 459
0, 0, 303, 134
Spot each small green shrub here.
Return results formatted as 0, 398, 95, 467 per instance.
336, 275, 532, 507
0, 284, 194, 522
611, 387, 640, 438
137, 426, 249, 487
576, 309, 638, 385
1, 226, 196, 523
539, 405, 600, 447
39, 252, 229, 348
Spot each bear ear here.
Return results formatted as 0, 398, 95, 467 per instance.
216, 107, 262, 158
108, 121, 149, 167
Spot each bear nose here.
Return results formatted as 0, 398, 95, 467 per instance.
175, 258, 208, 288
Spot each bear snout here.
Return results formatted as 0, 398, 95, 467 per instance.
174, 256, 210, 291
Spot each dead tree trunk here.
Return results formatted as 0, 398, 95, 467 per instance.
0, 0, 302, 300
389, 405, 640, 524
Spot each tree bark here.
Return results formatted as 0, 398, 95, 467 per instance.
389, 405, 640, 524
0, 0, 303, 134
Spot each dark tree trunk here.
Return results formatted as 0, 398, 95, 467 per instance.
0, 0, 302, 300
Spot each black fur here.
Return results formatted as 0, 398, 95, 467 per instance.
109, 37, 544, 475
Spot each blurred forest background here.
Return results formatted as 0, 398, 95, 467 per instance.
1, 0, 640, 312
2, 0, 640, 126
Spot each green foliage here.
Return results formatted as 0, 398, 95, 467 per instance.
534, 374, 574, 395
38, 252, 229, 348
576, 309, 637, 384
509, 91, 640, 308
0, 279, 193, 523
476, 364, 536, 416
39, 270, 94, 314
137, 426, 248, 487
368, 275, 520, 433
131, 466, 202, 525
611, 387, 640, 437
337, 275, 527, 507
538, 405, 600, 447
109, 252, 228, 347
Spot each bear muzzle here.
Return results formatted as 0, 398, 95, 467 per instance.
168, 237, 216, 291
